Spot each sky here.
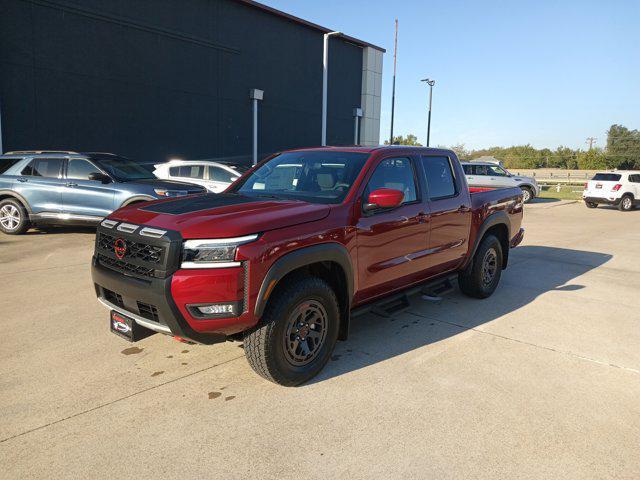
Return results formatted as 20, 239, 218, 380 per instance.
262, 0, 639, 151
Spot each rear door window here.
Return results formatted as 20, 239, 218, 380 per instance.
169, 165, 204, 179
421, 156, 457, 199
21, 158, 64, 178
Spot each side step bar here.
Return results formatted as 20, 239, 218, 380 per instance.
351, 275, 457, 319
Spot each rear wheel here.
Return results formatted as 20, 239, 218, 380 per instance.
619, 194, 634, 212
459, 234, 503, 299
521, 186, 533, 204
0, 199, 30, 235
585, 201, 598, 209
243, 276, 340, 386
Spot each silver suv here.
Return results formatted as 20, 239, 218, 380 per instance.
0, 151, 206, 234
461, 161, 539, 203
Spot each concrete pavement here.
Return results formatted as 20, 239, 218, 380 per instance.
1, 200, 639, 479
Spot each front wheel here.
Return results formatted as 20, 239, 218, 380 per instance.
243, 276, 340, 386
0, 199, 30, 235
521, 186, 533, 204
459, 234, 503, 299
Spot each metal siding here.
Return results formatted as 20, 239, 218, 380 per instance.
0, 0, 364, 163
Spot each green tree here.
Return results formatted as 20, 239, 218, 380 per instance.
606, 124, 640, 169
385, 134, 422, 146
577, 148, 607, 169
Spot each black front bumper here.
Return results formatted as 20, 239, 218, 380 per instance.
92, 257, 226, 344
583, 196, 620, 205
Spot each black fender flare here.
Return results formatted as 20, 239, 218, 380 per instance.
120, 195, 156, 208
0, 190, 33, 214
463, 210, 512, 270
254, 243, 354, 328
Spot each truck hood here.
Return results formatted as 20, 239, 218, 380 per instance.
109, 193, 331, 238
124, 178, 206, 193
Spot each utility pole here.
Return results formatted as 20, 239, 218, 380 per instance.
420, 78, 435, 147
586, 137, 596, 150
389, 19, 398, 145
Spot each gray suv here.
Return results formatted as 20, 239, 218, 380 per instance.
0, 151, 206, 234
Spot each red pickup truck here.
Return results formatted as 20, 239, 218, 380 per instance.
92, 146, 524, 385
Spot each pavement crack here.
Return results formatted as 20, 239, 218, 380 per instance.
0, 354, 245, 444
408, 311, 640, 375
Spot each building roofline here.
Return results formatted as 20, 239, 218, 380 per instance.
233, 0, 386, 53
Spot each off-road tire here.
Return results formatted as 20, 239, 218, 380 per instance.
521, 186, 533, 204
0, 198, 30, 235
458, 234, 503, 299
243, 275, 340, 386
585, 201, 598, 209
619, 194, 634, 212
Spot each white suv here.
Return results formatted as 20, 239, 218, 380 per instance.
583, 171, 640, 211
154, 160, 249, 193
461, 161, 540, 203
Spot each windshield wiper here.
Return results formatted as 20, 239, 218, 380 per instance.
254, 193, 284, 199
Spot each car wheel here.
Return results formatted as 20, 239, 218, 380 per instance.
619, 194, 634, 212
585, 201, 598, 209
243, 275, 340, 386
520, 186, 533, 204
0, 199, 30, 235
458, 234, 503, 299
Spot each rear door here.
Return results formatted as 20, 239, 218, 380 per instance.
168, 164, 208, 190
62, 158, 116, 218
355, 156, 430, 303
14, 157, 65, 214
628, 174, 640, 198
419, 155, 471, 275
585, 173, 622, 199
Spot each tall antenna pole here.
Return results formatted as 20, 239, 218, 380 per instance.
586, 137, 596, 150
389, 19, 398, 145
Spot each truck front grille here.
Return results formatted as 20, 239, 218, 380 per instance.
98, 254, 156, 278
98, 232, 163, 263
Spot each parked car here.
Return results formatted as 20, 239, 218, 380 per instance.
583, 171, 640, 211
92, 146, 525, 385
0, 151, 206, 234
461, 161, 539, 203
153, 159, 249, 193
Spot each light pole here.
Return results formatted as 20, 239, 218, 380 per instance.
249, 88, 264, 165
421, 78, 435, 146
322, 31, 341, 146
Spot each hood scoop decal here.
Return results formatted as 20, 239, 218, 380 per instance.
140, 194, 258, 215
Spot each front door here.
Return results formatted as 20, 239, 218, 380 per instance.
13, 157, 65, 214
355, 156, 430, 304
419, 155, 471, 275
62, 158, 116, 218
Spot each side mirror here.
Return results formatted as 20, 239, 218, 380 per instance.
363, 188, 404, 212
88, 172, 111, 183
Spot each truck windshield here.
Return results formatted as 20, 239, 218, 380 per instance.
234, 151, 369, 204
89, 154, 156, 181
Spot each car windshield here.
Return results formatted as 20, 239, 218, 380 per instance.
234, 151, 369, 204
89, 154, 156, 181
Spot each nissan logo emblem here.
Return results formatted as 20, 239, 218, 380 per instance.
114, 238, 127, 260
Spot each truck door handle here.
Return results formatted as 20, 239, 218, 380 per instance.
17, 177, 27, 183
417, 212, 429, 223
66, 182, 78, 187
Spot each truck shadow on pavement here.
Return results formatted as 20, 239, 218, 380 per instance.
309, 245, 612, 385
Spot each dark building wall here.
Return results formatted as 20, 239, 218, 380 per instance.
0, 0, 363, 164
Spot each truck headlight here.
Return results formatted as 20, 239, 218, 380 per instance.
181, 234, 258, 269
154, 189, 189, 197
